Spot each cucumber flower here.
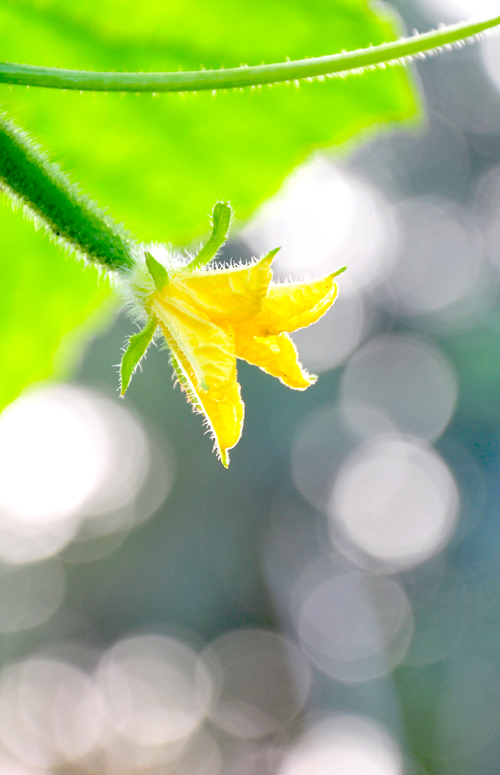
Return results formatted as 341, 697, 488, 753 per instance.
120, 202, 345, 466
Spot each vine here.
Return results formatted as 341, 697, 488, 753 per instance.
0, 16, 498, 94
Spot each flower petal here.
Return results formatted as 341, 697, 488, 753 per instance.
236, 331, 316, 390
153, 299, 235, 400
161, 252, 274, 325
170, 347, 244, 468
248, 274, 338, 336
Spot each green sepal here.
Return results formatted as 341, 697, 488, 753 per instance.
145, 251, 169, 291
260, 247, 281, 263
186, 201, 232, 271
120, 317, 157, 396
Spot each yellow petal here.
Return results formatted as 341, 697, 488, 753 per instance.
236, 331, 316, 390
199, 381, 244, 467
161, 253, 273, 326
153, 298, 235, 401
248, 274, 338, 336
170, 346, 244, 468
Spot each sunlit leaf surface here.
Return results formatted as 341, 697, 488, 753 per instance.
0, 0, 419, 412
0, 203, 114, 413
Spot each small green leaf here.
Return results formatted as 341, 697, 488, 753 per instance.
186, 201, 233, 270
120, 317, 157, 396
145, 252, 169, 291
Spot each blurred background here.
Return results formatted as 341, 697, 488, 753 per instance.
2, 0, 500, 773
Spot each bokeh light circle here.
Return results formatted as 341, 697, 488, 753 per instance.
0, 386, 108, 525
241, 156, 396, 294
330, 437, 459, 569
292, 291, 367, 374
0, 658, 106, 768
416, 0, 499, 22
291, 403, 357, 514
96, 634, 213, 748
278, 715, 403, 775
294, 558, 413, 683
387, 197, 483, 316
0, 384, 173, 564
340, 335, 458, 442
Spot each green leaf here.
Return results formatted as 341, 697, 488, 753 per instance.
0, 196, 114, 413
0, 0, 420, 413
186, 201, 232, 270
120, 317, 158, 396
145, 252, 169, 290
0, 0, 419, 245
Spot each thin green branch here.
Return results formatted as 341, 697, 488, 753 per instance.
0, 115, 137, 271
186, 202, 232, 270
0, 16, 499, 93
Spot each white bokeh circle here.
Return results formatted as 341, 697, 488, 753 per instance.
329, 437, 459, 569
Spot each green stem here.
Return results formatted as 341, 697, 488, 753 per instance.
186, 201, 232, 270
0, 115, 137, 271
0, 17, 498, 92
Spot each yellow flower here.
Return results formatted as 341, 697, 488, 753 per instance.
120, 203, 344, 467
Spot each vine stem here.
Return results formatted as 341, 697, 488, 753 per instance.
0, 16, 499, 92
0, 115, 137, 271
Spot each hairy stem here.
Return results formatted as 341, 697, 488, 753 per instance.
186, 202, 232, 270
0, 16, 498, 92
0, 115, 137, 271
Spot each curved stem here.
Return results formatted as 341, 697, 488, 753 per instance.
0, 16, 498, 92
186, 202, 232, 270
0, 115, 137, 271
